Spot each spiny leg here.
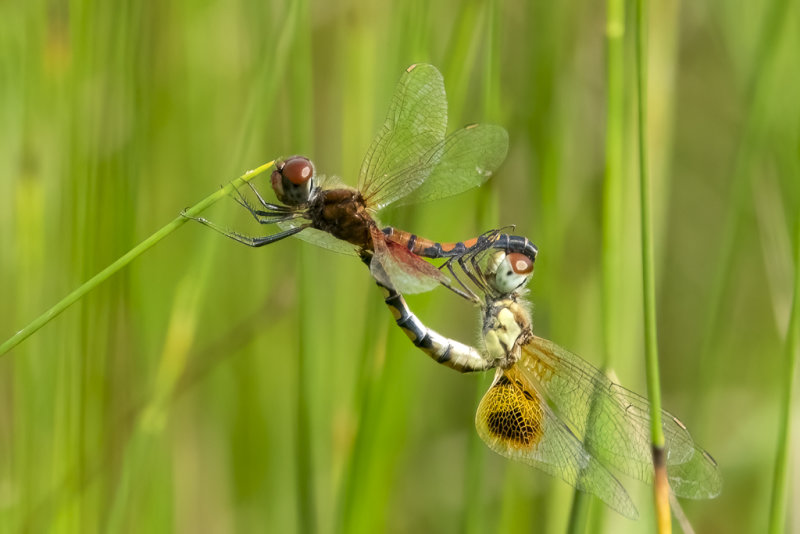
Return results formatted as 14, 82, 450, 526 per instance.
445, 249, 489, 296
433, 231, 501, 301
232, 192, 302, 225
243, 180, 292, 212
229, 184, 300, 225
185, 211, 309, 247
465, 250, 492, 294
235, 181, 293, 212
443, 258, 480, 303
467, 232, 502, 289
437, 276, 478, 302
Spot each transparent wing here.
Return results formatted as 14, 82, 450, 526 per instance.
393, 124, 509, 207
358, 63, 448, 210
519, 336, 722, 499
369, 226, 450, 293
476, 367, 638, 519
277, 219, 359, 256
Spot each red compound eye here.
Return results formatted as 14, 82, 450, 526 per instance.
281, 156, 315, 185
507, 252, 533, 275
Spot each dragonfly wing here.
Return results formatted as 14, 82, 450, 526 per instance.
476, 367, 638, 519
394, 124, 509, 207
519, 336, 722, 498
277, 219, 359, 256
358, 64, 448, 210
370, 227, 450, 294
660, 446, 722, 499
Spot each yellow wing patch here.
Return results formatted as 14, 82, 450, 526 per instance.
476, 369, 544, 449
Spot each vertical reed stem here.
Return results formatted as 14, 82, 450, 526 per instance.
567, 0, 626, 531
635, 0, 671, 531
767, 200, 800, 533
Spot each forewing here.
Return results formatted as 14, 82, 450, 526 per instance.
519, 336, 722, 498
394, 124, 509, 207
475, 367, 638, 519
358, 64, 448, 210
369, 226, 450, 293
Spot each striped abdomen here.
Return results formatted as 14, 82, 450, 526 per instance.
378, 283, 492, 373
381, 227, 538, 262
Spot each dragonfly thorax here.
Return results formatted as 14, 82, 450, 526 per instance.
482, 297, 532, 368
308, 188, 374, 249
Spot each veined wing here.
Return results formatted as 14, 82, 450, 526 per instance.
476, 367, 638, 519
369, 226, 450, 293
519, 336, 722, 499
393, 123, 508, 207
358, 64, 448, 210
277, 219, 359, 256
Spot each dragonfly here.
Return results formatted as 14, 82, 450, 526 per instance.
189, 63, 515, 295
370, 241, 722, 519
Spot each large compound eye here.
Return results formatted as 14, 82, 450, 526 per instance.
491, 252, 533, 295
507, 253, 534, 275
281, 156, 315, 185
271, 156, 316, 205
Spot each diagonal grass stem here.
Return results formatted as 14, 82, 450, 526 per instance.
0, 160, 275, 357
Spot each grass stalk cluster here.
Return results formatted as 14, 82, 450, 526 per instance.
1, 1, 797, 532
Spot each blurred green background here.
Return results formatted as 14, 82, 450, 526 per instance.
1, 0, 798, 532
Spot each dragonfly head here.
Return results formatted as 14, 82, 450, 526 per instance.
485, 250, 534, 295
272, 156, 316, 205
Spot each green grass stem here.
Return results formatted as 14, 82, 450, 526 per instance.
600, 0, 626, 374
0, 160, 275, 357
635, 0, 670, 530
692, 0, 791, 412
567, 491, 591, 534
289, 1, 317, 529
568, 0, 626, 531
767, 201, 800, 533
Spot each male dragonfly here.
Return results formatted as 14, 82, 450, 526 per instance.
190, 63, 519, 294
370, 242, 721, 519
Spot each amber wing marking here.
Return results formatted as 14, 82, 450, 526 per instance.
477, 374, 544, 449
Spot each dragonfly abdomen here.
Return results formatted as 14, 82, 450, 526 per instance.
382, 227, 539, 262
381, 227, 484, 258
378, 285, 492, 373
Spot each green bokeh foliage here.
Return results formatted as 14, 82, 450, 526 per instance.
0, 0, 797, 532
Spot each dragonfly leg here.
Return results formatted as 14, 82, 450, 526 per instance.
242, 181, 293, 212
442, 259, 480, 303
466, 252, 491, 292
438, 278, 480, 302
231, 186, 298, 225
452, 251, 490, 296
186, 212, 309, 247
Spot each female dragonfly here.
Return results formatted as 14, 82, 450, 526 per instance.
370, 241, 721, 519
190, 63, 519, 294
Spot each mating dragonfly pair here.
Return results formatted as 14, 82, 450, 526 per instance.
191, 63, 721, 519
